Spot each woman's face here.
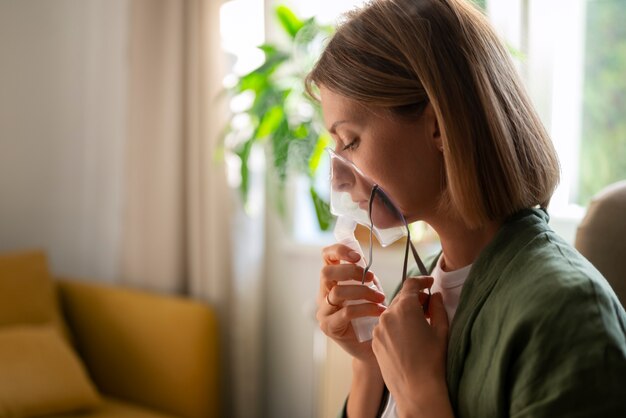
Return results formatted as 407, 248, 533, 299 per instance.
320, 86, 445, 224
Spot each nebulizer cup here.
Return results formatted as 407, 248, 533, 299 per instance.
328, 148, 409, 342
333, 215, 379, 342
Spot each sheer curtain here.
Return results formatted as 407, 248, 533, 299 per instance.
119, 1, 258, 416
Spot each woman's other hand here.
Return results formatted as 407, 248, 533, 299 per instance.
317, 243, 387, 363
372, 277, 453, 418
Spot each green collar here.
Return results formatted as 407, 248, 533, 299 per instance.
445, 208, 551, 410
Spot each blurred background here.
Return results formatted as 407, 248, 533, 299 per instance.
0, 0, 624, 417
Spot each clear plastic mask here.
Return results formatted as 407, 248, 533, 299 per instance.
326, 147, 430, 342
328, 148, 407, 247
327, 147, 429, 282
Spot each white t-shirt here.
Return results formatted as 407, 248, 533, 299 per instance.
381, 255, 472, 418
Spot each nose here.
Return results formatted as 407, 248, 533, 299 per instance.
331, 157, 356, 192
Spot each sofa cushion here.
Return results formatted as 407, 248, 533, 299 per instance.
0, 325, 101, 417
575, 180, 626, 307
58, 280, 220, 418
0, 250, 70, 340
49, 397, 177, 418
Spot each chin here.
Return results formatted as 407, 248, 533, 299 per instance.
403, 208, 431, 225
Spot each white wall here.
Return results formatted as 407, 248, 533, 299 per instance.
263, 217, 323, 418
0, 0, 128, 280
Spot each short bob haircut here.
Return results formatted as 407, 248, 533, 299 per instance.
305, 0, 560, 229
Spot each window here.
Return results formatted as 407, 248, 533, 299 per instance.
579, 0, 626, 204
492, 0, 626, 213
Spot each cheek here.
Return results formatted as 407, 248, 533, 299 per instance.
378, 146, 443, 215
351, 129, 443, 215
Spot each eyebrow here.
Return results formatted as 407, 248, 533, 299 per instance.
328, 120, 349, 134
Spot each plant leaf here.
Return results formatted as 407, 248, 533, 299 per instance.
250, 87, 286, 121
237, 51, 289, 93
276, 5, 304, 39
235, 139, 255, 201
258, 43, 278, 56
238, 72, 267, 94
225, 4, 339, 231
294, 124, 308, 139
257, 106, 284, 139
310, 187, 334, 231
271, 117, 291, 183
308, 132, 331, 176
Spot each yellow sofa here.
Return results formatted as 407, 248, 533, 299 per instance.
0, 250, 220, 418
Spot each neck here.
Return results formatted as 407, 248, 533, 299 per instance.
428, 216, 502, 272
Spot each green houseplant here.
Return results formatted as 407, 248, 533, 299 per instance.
225, 5, 334, 231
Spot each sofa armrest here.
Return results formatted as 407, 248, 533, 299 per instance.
57, 279, 219, 418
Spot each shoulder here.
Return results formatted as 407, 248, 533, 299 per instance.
484, 229, 626, 416
452, 209, 626, 416
486, 227, 625, 344
500, 228, 621, 321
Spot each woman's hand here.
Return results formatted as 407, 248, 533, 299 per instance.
372, 277, 453, 418
317, 243, 387, 363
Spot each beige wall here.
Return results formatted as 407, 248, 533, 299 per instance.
0, 0, 128, 280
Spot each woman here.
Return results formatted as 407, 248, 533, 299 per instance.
306, 0, 626, 417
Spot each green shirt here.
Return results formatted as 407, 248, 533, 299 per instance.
448, 208, 626, 417
341, 208, 626, 417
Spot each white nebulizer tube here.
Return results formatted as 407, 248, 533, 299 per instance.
334, 216, 383, 342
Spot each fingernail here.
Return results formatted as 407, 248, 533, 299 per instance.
348, 251, 360, 261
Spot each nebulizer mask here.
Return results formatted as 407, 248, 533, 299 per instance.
328, 148, 429, 342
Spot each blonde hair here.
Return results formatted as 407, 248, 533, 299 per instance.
306, 0, 560, 229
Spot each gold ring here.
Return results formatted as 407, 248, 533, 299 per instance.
326, 293, 340, 308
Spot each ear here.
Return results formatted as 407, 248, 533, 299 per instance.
424, 103, 443, 152
434, 118, 443, 152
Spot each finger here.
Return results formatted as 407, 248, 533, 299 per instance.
418, 291, 430, 308
392, 291, 426, 316
317, 299, 341, 321
320, 264, 375, 292
325, 303, 386, 335
322, 244, 362, 265
372, 274, 384, 293
401, 276, 434, 294
428, 292, 449, 339
329, 284, 386, 307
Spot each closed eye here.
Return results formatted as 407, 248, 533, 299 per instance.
342, 138, 359, 151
